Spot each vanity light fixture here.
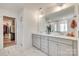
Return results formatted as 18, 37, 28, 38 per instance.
39, 7, 44, 18
39, 14, 43, 18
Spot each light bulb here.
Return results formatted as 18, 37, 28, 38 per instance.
39, 15, 43, 18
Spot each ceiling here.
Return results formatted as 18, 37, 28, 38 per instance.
0, 3, 56, 9
0, 3, 73, 19
0, 3, 69, 11
0, 3, 57, 13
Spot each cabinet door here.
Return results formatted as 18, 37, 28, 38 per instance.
32, 35, 40, 49
72, 41, 78, 56
49, 40, 58, 56
58, 43, 73, 56
41, 36, 48, 54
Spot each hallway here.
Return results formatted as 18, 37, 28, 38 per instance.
3, 16, 15, 48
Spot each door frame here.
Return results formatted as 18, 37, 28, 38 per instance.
3, 16, 16, 48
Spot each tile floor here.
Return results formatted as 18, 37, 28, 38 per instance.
0, 45, 47, 56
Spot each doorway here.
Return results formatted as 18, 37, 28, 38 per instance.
3, 16, 16, 48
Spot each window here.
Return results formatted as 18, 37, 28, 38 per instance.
59, 21, 67, 32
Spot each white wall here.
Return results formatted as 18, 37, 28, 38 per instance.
38, 17, 47, 33
15, 8, 24, 48
0, 7, 38, 49
22, 8, 38, 48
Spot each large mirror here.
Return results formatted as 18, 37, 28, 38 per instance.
39, 5, 76, 36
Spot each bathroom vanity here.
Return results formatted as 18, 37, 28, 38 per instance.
32, 33, 77, 56
32, 5, 78, 56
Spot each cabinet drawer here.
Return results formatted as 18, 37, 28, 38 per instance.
33, 41, 40, 45
32, 34, 40, 38
33, 35, 73, 45
33, 38, 40, 42
49, 37, 58, 42
57, 38, 73, 45
41, 39, 48, 43
49, 37, 73, 45
32, 34, 35, 37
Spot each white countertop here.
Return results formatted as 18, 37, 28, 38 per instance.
32, 33, 77, 41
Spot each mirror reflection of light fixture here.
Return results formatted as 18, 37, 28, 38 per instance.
67, 16, 77, 37
70, 16, 77, 29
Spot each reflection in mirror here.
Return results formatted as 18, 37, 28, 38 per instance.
46, 19, 68, 35
38, 6, 76, 37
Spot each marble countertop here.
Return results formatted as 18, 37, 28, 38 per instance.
32, 33, 77, 41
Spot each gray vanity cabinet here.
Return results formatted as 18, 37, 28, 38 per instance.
40, 36, 48, 54
49, 40, 58, 56
32, 34, 77, 56
48, 37, 77, 56
32, 34, 41, 49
